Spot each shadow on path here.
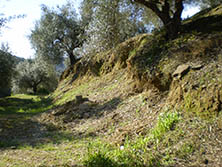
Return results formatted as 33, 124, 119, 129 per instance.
0, 96, 122, 150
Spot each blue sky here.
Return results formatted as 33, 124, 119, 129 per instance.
0, 0, 199, 59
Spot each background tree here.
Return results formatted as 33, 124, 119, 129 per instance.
79, 0, 148, 57
30, 2, 83, 65
79, 0, 98, 29
198, 0, 222, 8
12, 56, 58, 94
0, 48, 14, 97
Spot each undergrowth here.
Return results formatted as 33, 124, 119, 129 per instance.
83, 110, 180, 167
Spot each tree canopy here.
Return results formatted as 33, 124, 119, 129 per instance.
12, 56, 58, 94
0, 49, 14, 97
79, 0, 148, 57
30, 2, 83, 65
199, 0, 222, 8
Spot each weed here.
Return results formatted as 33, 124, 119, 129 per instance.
83, 111, 180, 167
83, 141, 118, 167
150, 111, 180, 143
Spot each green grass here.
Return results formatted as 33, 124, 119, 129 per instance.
83, 110, 180, 167
0, 136, 91, 167
54, 81, 91, 105
0, 94, 53, 115
150, 111, 180, 142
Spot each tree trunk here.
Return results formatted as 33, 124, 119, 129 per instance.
69, 51, 79, 65
133, 0, 184, 39
164, 19, 182, 39
32, 78, 43, 94
33, 85, 38, 94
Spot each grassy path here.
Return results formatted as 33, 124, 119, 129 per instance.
1, 89, 222, 167
0, 94, 88, 167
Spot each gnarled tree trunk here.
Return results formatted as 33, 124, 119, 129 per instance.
133, 0, 184, 39
68, 51, 80, 66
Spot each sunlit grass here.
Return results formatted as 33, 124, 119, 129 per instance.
83, 111, 180, 167
0, 94, 53, 115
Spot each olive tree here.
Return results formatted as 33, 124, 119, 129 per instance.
30, 2, 83, 65
79, 0, 148, 57
131, 0, 188, 39
12, 56, 58, 94
198, 0, 222, 8
0, 49, 14, 97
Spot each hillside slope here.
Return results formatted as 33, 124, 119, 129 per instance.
43, 5, 222, 166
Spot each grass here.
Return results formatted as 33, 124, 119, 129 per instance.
54, 81, 91, 105
0, 94, 94, 166
150, 110, 180, 142
0, 94, 54, 149
83, 110, 180, 167
82, 109, 222, 167
0, 137, 89, 167
0, 94, 53, 115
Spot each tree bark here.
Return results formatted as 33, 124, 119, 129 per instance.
68, 51, 79, 66
32, 78, 43, 94
133, 0, 184, 39
33, 85, 38, 94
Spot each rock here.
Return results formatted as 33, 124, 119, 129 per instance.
10, 146, 17, 149
83, 113, 91, 118
172, 64, 190, 79
191, 64, 204, 70
76, 95, 89, 104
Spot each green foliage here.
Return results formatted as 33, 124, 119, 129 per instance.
197, 0, 222, 8
0, 94, 52, 115
83, 111, 180, 167
12, 56, 58, 94
150, 111, 180, 142
30, 2, 82, 65
79, 0, 148, 58
0, 49, 15, 97
84, 150, 118, 167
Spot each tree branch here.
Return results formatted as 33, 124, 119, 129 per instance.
173, 0, 184, 23
133, 0, 162, 18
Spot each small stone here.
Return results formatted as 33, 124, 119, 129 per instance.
11, 146, 17, 149
84, 113, 90, 118
191, 64, 203, 70
172, 64, 190, 79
